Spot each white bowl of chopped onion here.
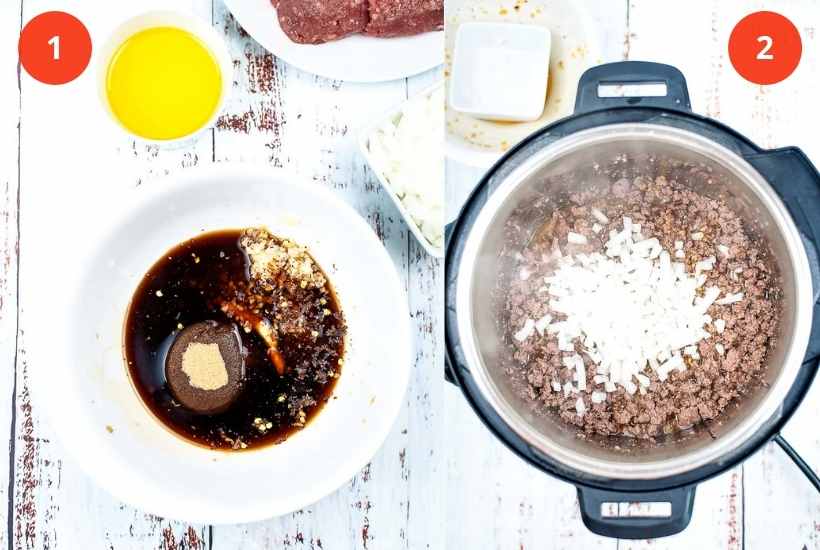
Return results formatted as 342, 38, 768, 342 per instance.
360, 82, 445, 258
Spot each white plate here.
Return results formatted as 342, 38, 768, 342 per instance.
445, 0, 602, 168
222, 0, 444, 82
359, 81, 444, 257
28, 164, 412, 524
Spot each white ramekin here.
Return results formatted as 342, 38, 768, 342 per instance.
96, 10, 233, 148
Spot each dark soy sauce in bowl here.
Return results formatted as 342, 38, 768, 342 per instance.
123, 229, 345, 450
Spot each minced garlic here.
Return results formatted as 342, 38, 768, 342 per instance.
241, 228, 326, 289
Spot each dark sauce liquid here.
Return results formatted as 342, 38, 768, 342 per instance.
123, 229, 345, 450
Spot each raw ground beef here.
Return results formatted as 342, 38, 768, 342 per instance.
274, 0, 442, 44
501, 171, 782, 440
276, 0, 369, 44
365, 0, 444, 37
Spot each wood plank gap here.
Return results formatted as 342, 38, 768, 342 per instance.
4, 372, 15, 550
741, 463, 745, 550
6, 3, 22, 547
5, 341, 16, 550
624, 0, 631, 60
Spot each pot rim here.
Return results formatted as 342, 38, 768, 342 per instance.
454, 122, 814, 480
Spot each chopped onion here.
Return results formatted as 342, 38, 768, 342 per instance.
695, 257, 716, 273
513, 319, 536, 342
535, 218, 745, 399
684, 345, 700, 360
715, 292, 744, 305
635, 373, 650, 387
591, 208, 609, 224
575, 397, 586, 416
567, 232, 588, 245
540, 219, 738, 392
534, 314, 552, 335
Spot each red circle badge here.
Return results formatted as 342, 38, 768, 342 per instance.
19, 11, 92, 85
728, 11, 802, 85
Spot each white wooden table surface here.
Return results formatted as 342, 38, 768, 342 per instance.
3, 0, 820, 548
1, 0, 443, 548
446, 1, 820, 548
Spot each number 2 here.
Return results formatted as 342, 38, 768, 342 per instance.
757, 35, 774, 60
47, 35, 60, 60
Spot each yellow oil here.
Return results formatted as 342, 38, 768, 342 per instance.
106, 27, 222, 140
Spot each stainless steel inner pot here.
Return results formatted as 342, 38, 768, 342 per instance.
455, 123, 813, 480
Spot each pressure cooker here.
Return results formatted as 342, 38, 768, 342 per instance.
445, 61, 820, 539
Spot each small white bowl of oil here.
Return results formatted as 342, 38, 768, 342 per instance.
96, 10, 232, 148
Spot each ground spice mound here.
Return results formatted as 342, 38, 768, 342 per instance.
502, 174, 782, 439
181, 343, 229, 391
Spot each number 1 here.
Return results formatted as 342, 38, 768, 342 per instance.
757, 35, 774, 60
48, 35, 60, 60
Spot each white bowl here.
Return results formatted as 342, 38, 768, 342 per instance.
95, 10, 233, 148
450, 22, 552, 122
359, 82, 445, 258
27, 165, 413, 524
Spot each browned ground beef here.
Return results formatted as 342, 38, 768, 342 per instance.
502, 174, 781, 439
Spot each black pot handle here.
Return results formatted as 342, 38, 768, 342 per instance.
773, 434, 820, 492
744, 147, 820, 492
577, 486, 696, 539
743, 146, 820, 364
444, 221, 457, 385
574, 61, 692, 114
